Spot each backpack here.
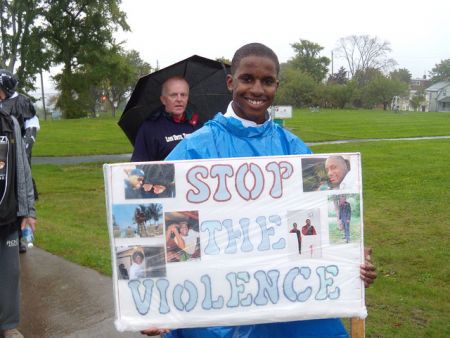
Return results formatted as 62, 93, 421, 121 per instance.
0, 109, 18, 226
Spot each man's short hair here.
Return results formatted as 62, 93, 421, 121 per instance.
231, 43, 280, 76
326, 155, 350, 171
161, 76, 189, 96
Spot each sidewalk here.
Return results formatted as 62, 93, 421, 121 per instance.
32, 135, 450, 165
18, 247, 155, 338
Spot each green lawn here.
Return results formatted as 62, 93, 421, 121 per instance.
30, 110, 450, 337
312, 140, 449, 338
287, 109, 450, 142
33, 109, 450, 156
34, 117, 132, 156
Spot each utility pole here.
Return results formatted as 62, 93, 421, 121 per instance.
331, 51, 334, 75
40, 69, 47, 120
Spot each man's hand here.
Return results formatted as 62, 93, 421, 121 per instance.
141, 327, 170, 336
143, 183, 154, 192
21, 217, 36, 232
360, 247, 377, 288
167, 224, 178, 236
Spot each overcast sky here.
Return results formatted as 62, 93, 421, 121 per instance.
116, 0, 449, 78
36, 0, 449, 100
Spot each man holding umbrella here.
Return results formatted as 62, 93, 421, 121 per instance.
131, 76, 200, 162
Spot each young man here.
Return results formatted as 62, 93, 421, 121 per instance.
290, 223, 302, 253
131, 76, 200, 162
338, 195, 352, 243
325, 155, 351, 190
0, 70, 39, 145
142, 43, 376, 337
302, 219, 317, 236
124, 168, 145, 199
0, 108, 36, 338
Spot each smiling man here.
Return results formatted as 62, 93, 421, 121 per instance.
325, 155, 351, 189
142, 43, 377, 338
165, 44, 311, 160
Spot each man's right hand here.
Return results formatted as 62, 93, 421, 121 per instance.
141, 327, 170, 336
21, 217, 36, 232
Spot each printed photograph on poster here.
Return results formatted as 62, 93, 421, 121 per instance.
286, 208, 322, 258
112, 203, 164, 238
328, 194, 361, 244
124, 163, 175, 199
116, 245, 166, 280
301, 155, 356, 192
164, 210, 201, 263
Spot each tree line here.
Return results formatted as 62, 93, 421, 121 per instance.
1, 0, 151, 118
275, 37, 450, 110
2, 1, 449, 117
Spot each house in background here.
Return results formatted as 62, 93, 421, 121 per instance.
426, 80, 450, 112
396, 77, 430, 111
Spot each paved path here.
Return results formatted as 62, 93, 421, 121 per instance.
32, 136, 450, 165
305, 135, 450, 145
19, 248, 153, 338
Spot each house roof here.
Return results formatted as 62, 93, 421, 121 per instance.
437, 94, 450, 102
426, 80, 450, 92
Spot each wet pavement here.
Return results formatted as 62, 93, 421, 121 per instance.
305, 135, 450, 146
32, 136, 450, 165
19, 248, 156, 338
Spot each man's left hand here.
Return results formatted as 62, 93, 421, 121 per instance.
360, 247, 377, 288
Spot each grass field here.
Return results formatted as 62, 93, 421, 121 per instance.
30, 110, 450, 337
33, 109, 450, 156
34, 117, 132, 156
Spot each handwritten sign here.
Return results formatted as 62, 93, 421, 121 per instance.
103, 153, 366, 332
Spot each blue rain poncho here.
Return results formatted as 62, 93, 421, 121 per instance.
165, 112, 348, 338
166, 113, 312, 160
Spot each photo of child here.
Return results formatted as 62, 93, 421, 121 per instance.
116, 245, 166, 280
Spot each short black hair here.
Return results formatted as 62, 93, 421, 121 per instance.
231, 43, 280, 75
140, 163, 175, 186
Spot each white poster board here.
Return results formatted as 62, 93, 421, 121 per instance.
103, 153, 366, 332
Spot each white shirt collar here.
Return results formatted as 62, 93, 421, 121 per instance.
223, 102, 271, 128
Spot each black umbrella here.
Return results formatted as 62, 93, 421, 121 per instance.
119, 55, 232, 145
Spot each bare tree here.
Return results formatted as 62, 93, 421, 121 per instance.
334, 35, 397, 77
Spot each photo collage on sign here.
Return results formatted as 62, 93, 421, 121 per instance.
111, 163, 201, 281
286, 155, 361, 256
